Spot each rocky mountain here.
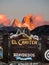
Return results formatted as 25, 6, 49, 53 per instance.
12, 18, 22, 27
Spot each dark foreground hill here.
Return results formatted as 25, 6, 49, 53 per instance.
30, 25, 49, 36
0, 26, 30, 35
0, 25, 49, 36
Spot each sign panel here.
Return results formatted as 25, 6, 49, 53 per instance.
10, 33, 39, 61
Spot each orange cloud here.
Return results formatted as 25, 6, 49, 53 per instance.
0, 14, 10, 26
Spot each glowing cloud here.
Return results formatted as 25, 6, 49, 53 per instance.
0, 14, 10, 26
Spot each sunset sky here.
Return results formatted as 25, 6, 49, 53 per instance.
0, 0, 49, 22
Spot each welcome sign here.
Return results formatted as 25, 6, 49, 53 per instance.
10, 33, 38, 46
9, 33, 39, 61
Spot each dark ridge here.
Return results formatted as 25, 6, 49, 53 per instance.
0, 26, 30, 35
0, 26, 18, 34
30, 25, 49, 36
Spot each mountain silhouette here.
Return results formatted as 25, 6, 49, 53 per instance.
0, 25, 49, 36
0, 26, 18, 34
0, 26, 30, 35
30, 25, 49, 36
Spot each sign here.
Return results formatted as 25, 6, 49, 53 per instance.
9, 30, 39, 61
13, 53, 35, 61
10, 33, 38, 46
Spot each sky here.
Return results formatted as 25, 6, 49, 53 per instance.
0, 0, 49, 22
